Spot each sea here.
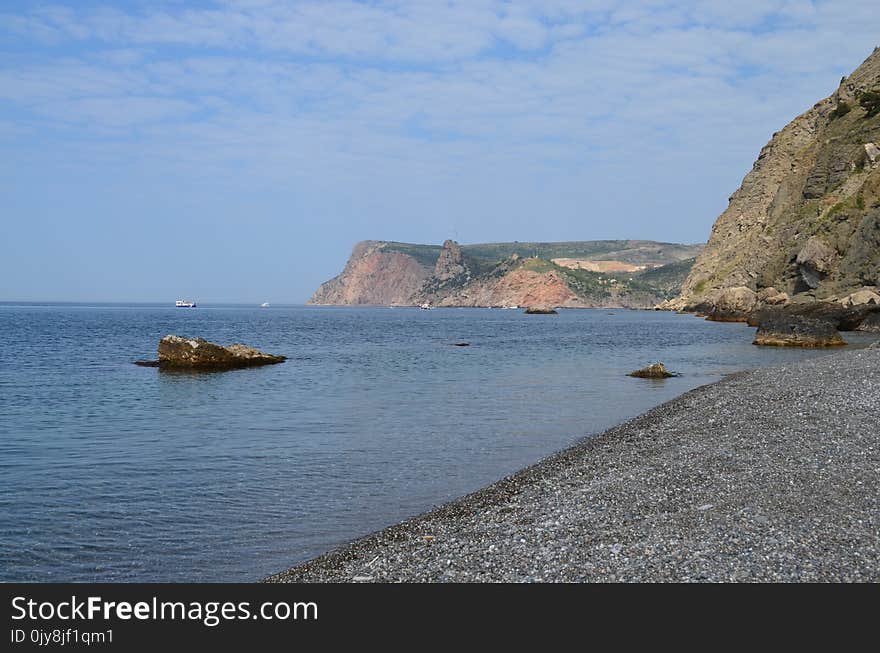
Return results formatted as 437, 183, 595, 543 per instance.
1, 303, 875, 582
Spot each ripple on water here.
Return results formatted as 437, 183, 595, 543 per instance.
0, 304, 874, 581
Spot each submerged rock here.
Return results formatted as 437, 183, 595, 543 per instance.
136, 335, 286, 370
628, 362, 678, 379
753, 313, 846, 348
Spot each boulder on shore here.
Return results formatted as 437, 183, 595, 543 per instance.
838, 288, 880, 308
795, 237, 837, 290
705, 286, 757, 322
750, 301, 880, 337
753, 312, 845, 348
524, 307, 558, 314
782, 301, 880, 331
136, 335, 286, 370
628, 362, 678, 379
757, 287, 790, 307
858, 312, 880, 333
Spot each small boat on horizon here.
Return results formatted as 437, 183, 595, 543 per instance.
260, 302, 270, 308
175, 300, 197, 308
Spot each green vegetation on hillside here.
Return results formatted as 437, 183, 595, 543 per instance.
830, 100, 852, 120
461, 240, 701, 266
463, 240, 634, 262
313, 237, 701, 306
519, 257, 558, 273
859, 89, 880, 118
623, 258, 697, 299
387, 239, 701, 304
381, 239, 702, 275
381, 242, 443, 268
512, 255, 695, 303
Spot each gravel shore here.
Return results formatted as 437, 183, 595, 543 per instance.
266, 347, 880, 582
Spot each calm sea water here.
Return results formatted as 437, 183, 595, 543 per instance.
0, 304, 874, 581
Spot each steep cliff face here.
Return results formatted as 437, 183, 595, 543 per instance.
417, 239, 475, 298
433, 239, 471, 282
309, 241, 431, 305
309, 239, 702, 307
428, 259, 583, 308
671, 48, 880, 312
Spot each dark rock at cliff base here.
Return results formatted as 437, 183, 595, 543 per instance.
749, 301, 880, 333
858, 312, 880, 333
795, 237, 837, 290
782, 302, 880, 331
524, 307, 558, 314
628, 363, 678, 379
138, 335, 286, 370
753, 312, 846, 348
705, 287, 757, 323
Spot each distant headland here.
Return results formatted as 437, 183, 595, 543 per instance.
309, 239, 703, 309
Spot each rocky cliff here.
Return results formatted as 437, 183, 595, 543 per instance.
669, 47, 880, 313
310, 239, 703, 308
309, 240, 431, 305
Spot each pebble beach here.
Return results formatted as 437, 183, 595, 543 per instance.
267, 346, 880, 582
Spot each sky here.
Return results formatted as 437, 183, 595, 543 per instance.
1, 1, 878, 303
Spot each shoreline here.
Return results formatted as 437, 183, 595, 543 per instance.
266, 346, 879, 582
305, 303, 669, 310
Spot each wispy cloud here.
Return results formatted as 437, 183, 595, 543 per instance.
1, 1, 878, 301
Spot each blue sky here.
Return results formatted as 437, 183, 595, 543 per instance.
1, 1, 878, 302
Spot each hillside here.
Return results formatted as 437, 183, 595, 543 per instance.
668, 48, 880, 314
309, 239, 702, 308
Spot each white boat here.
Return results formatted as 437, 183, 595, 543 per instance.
175, 300, 197, 308
260, 302, 270, 308
419, 303, 433, 310
502, 305, 519, 310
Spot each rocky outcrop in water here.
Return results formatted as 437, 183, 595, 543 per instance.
753, 313, 846, 348
669, 48, 880, 316
628, 363, 677, 378
136, 335, 286, 370
787, 301, 880, 330
748, 300, 880, 347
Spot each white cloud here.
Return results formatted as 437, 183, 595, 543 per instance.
1, 1, 879, 299
34, 95, 198, 126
